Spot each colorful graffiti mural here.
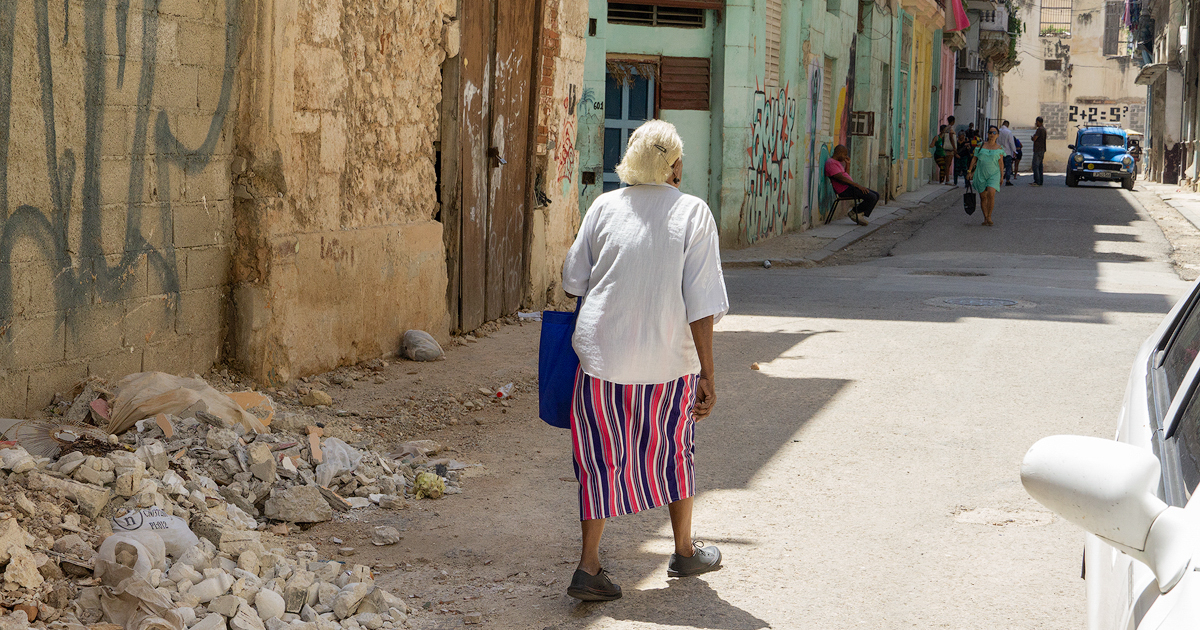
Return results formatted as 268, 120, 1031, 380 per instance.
803, 62, 834, 226
744, 82, 797, 243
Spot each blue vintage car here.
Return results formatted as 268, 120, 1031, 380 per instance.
1066, 126, 1136, 190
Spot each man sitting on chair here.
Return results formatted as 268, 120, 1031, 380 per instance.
824, 144, 879, 226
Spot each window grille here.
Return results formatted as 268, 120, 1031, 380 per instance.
1040, 0, 1072, 37
608, 3, 706, 27
1044, 58, 1063, 70
659, 57, 710, 110
1103, 1, 1131, 55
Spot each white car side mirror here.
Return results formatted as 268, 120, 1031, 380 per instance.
1021, 435, 1193, 592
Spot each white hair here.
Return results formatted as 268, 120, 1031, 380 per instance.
615, 120, 683, 186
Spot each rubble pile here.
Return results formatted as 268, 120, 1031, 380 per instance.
0, 372, 475, 630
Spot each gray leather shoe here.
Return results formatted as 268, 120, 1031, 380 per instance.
667, 541, 722, 577
567, 567, 622, 601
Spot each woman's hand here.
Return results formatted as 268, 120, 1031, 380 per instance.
693, 375, 715, 419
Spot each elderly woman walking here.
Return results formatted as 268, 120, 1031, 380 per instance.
560, 120, 728, 601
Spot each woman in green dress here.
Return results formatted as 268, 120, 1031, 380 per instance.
968, 126, 1005, 226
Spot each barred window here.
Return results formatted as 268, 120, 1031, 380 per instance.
766, 0, 782, 87
1040, 0, 1072, 37
1103, 1, 1131, 55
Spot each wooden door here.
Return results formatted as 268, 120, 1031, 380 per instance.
452, 0, 539, 332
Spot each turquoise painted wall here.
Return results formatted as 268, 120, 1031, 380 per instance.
576, 2, 714, 214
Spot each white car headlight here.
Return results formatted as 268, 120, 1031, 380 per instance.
1123, 156, 1134, 166
1074, 154, 1084, 164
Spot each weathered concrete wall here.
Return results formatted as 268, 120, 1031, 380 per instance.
0, 0, 240, 415
232, 0, 455, 386
528, 0, 586, 308
1006, 0, 1144, 171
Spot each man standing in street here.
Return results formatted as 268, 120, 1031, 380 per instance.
1030, 117, 1047, 186
825, 145, 880, 226
997, 120, 1017, 186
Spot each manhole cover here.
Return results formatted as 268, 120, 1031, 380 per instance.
942, 297, 1018, 307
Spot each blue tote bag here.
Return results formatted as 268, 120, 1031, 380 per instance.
538, 298, 581, 429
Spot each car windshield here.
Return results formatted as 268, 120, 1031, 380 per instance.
1078, 134, 1124, 147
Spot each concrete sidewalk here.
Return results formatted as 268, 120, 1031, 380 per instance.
1140, 179, 1200, 230
722, 183, 956, 267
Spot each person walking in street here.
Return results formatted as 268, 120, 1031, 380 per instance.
1013, 137, 1023, 175
969, 125, 1006, 226
929, 117, 957, 184
1030, 116, 1047, 186
560, 120, 728, 602
930, 125, 950, 184
825, 144, 880, 226
997, 120, 1017, 186
954, 131, 972, 187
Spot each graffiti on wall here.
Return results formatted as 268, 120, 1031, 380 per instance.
802, 61, 834, 226
834, 36, 858, 146
0, 0, 239, 341
554, 89, 581, 194
743, 82, 797, 243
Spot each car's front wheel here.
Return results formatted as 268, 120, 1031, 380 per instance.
1066, 173, 1078, 187
1122, 176, 1134, 191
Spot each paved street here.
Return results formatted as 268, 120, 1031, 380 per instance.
375, 174, 1193, 630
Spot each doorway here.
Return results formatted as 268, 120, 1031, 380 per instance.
444, 0, 541, 333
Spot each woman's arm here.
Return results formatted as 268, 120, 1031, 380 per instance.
689, 316, 715, 419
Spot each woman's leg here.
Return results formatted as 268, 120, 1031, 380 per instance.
579, 518, 606, 574
668, 497, 695, 557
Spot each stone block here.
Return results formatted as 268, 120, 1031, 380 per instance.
121, 294, 178, 347
0, 370, 27, 418
100, 253, 149, 302
319, 114, 347, 173
157, 0, 210, 20
65, 301, 126, 358
178, 22, 229, 69
28, 472, 113, 518
143, 335, 193, 375
87, 347, 144, 384
5, 314, 64, 369
26, 359, 87, 412
185, 161, 233, 204
294, 46, 347, 111
185, 246, 232, 291
173, 201, 228, 249
4, 260, 62, 317
156, 63, 200, 111
198, 68, 238, 120
175, 287, 226, 337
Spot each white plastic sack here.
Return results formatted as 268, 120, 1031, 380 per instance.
400, 330, 444, 361
111, 508, 199, 559
96, 532, 166, 582
316, 437, 363, 487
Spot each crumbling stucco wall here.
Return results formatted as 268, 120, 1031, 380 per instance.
232, 0, 454, 385
527, 0, 587, 308
0, 0, 240, 416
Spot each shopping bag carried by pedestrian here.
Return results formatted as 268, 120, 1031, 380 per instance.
963, 187, 976, 215
538, 298, 581, 429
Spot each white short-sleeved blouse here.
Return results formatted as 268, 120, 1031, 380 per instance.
562, 184, 729, 385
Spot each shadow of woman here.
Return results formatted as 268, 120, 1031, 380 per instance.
566, 578, 771, 630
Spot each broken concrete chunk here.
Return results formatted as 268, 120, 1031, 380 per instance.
332, 582, 375, 620
255, 589, 286, 621
247, 443, 277, 483
370, 526, 400, 546
264, 486, 333, 523
300, 391, 333, 407
229, 603, 266, 630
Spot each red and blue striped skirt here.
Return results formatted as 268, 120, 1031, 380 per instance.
570, 369, 698, 521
